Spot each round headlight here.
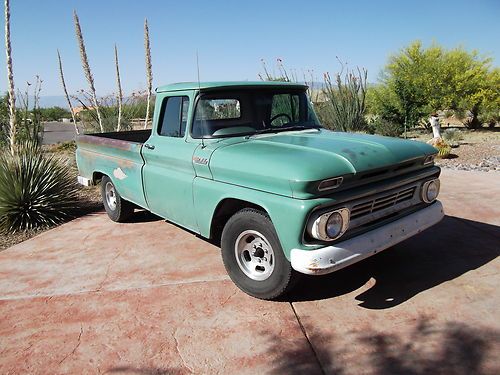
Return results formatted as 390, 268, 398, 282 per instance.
308, 208, 350, 241
422, 179, 440, 203
326, 212, 343, 238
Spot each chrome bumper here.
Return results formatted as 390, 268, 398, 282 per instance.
290, 201, 444, 275
77, 176, 93, 186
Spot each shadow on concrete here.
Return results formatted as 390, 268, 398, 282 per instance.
286, 216, 500, 308
266, 317, 500, 375
106, 366, 184, 374
123, 209, 163, 223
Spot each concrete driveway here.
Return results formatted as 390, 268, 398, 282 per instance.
42, 122, 82, 145
0, 169, 499, 374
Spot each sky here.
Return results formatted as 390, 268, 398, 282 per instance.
0, 0, 499, 98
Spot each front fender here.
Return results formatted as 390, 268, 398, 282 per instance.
193, 177, 327, 259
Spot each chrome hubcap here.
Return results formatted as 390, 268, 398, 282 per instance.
105, 182, 117, 211
235, 230, 275, 281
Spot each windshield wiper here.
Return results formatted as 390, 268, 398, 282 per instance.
251, 125, 322, 136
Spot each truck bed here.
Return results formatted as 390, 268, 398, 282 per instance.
83, 129, 151, 144
76, 130, 152, 208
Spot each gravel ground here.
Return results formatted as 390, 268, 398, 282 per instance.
409, 128, 500, 172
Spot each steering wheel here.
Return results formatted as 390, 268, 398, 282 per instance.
270, 113, 292, 126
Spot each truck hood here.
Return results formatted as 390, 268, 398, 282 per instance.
208, 129, 437, 198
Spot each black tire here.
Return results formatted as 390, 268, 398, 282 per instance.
101, 175, 134, 222
221, 208, 298, 300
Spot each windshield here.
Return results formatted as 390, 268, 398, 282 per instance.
191, 88, 321, 138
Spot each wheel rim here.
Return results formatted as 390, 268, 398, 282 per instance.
235, 230, 275, 281
105, 182, 117, 211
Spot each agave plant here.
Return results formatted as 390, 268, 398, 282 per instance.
0, 143, 80, 233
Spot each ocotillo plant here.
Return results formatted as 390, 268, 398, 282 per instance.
114, 44, 123, 131
17, 77, 43, 145
322, 64, 368, 132
73, 10, 103, 132
57, 50, 78, 134
4, 0, 16, 154
143, 18, 153, 129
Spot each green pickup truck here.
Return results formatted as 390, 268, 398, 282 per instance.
76, 81, 444, 300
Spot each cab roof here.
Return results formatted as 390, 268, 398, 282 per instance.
155, 81, 308, 93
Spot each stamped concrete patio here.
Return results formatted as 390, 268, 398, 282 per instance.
0, 169, 499, 374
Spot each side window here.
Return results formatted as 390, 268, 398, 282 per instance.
158, 96, 190, 137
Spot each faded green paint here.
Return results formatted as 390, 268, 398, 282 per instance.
192, 177, 329, 255
141, 90, 199, 231
76, 138, 147, 208
76, 81, 438, 259
208, 130, 437, 199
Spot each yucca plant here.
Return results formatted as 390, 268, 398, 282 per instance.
57, 49, 78, 133
4, 0, 17, 154
0, 142, 80, 233
143, 18, 153, 129
74, 10, 103, 132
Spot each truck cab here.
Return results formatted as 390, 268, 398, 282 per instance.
76, 81, 444, 300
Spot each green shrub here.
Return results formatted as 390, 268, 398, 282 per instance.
478, 105, 499, 128
0, 143, 80, 233
442, 128, 463, 143
369, 118, 404, 137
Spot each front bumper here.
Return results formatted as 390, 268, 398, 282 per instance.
290, 201, 444, 275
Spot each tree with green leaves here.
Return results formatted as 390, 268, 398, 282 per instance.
368, 41, 499, 129
39, 106, 72, 121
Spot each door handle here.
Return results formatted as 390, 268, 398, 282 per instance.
144, 143, 155, 150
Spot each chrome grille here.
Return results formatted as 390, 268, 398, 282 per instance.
350, 186, 416, 219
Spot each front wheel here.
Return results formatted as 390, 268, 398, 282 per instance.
221, 208, 298, 300
101, 175, 134, 222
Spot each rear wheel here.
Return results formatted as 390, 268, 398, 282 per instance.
101, 175, 134, 222
221, 208, 298, 300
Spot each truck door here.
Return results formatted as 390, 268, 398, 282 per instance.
141, 91, 199, 232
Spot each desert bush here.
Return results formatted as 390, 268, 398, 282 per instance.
16, 77, 43, 147
443, 109, 455, 118
50, 140, 77, 153
369, 118, 404, 137
322, 67, 368, 132
442, 128, 463, 143
478, 104, 499, 128
75, 90, 152, 133
39, 106, 72, 121
0, 142, 79, 233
